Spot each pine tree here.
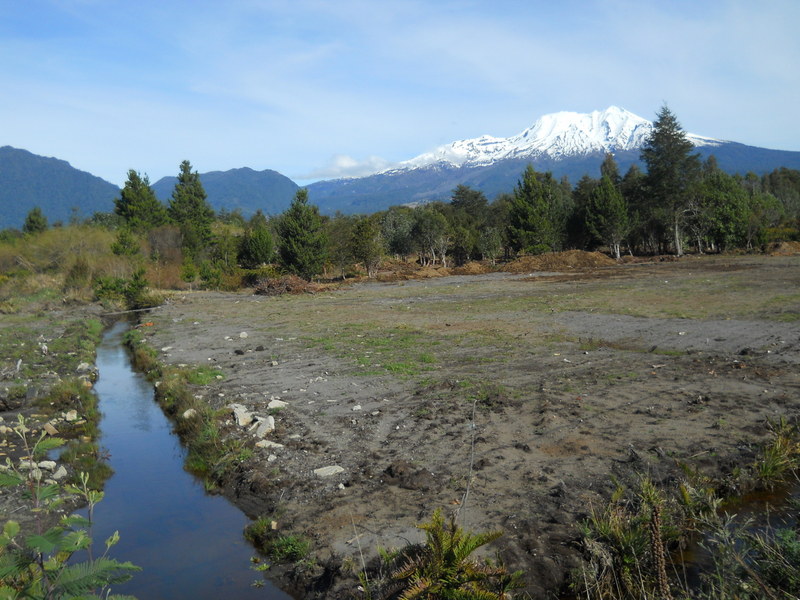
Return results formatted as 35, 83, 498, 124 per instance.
167, 160, 215, 256
114, 170, 168, 232
586, 175, 630, 259
507, 165, 563, 254
275, 189, 328, 280
22, 206, 48, 234
238, 221, 275, 268
641, 105, 700, 256
600, 152, 621, 186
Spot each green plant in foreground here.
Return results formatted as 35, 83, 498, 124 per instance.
386, 509, 522, 600
753, 417, 800, 489
0, 416, 139, 599
244, 519, 310, 564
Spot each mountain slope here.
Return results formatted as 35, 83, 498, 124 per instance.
152, 167, 299, 217
0, 146, 119, 229
392, 106, 718, 171
307, 107, 800, 214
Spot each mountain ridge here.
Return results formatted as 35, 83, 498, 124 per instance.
3, 107, 800, 227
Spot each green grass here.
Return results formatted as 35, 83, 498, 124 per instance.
306, 324, 440, 378
186, 366, 224, 385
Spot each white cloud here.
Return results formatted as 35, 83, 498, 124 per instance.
298, 154, 394, 180
295, 154, 394, 181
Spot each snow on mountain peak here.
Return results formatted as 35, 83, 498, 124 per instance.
389, 106, 720, 174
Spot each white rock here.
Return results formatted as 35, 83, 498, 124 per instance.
64, 410, 78, 422
239, 332, 248, 339
37, 461, 57, 471
253, 416, 276, 438
314, 465, 344, 477
271, 361, 279, 367
182, 408, 198, 419
267, 454, 277, 462
161, 346, 173, 352
268, 399, 288, 410
230, 404, 254, 427
352, 405, 362, 411
76, 362, 92, 373
52, 466, 68, 480
256, 439, 284, 449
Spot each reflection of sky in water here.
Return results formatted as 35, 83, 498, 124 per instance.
96, 344, 155, 434
77, 322, 290, 599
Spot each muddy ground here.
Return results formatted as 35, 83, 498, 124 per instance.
107, 255, 800, 597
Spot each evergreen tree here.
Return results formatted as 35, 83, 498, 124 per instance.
114, 170, 168, 232
22, 206, 48, 234
507, 165, 565, 254
167, 160, 215, 256
641, 105, 701, 256
586, 175, 630, 259
450, 185, 489, 223
569, 174, 600, 249
600, 153, 621, 186
238, 221, 275, 268
110, 227, 140, 256
275, 189, 328, 280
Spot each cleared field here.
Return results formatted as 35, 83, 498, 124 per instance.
131, 254, 800, 598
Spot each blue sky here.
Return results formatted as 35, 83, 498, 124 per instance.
2, 0, 798, 186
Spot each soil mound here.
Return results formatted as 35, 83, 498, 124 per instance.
769, 241, 800, 255
254, 275, 321, 295
451, 261, 493, 275
501, 250, 616, 273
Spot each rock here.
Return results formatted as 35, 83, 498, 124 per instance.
255, 345, 266, 352
229, 403, 254, 427
314, 465, 344, 477
253, 416, 276, 438
268, 399, 288, 410
256, 439, 284, 449
352, 405, 362, 411
64, 410, 79, 422
18, 460, 34, 470
270, 360, 279, 367
43, 422, 58, 436
161, 346, 173, 352
234, 349, 245, 355
267, 454, 277, 462
76, 362, 92, 373
239, 332, 248, 339
37, 461, 57, 471
182, 408, 198, 419
52, 465, 68, 480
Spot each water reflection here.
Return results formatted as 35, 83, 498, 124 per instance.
82, 321, 290, 599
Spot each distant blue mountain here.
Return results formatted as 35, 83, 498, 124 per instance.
0, 146, 119, 229
3, 106, 800, 227
152, 167, 299, 218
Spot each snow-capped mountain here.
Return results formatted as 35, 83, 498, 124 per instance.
307, 102, 800, 215
387, 106, 721, 174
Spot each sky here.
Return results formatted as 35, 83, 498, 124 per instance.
1, 0, 798, 187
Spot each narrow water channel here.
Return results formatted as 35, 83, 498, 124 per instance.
84, 321, 291, 599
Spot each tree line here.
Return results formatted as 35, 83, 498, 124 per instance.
8, 106, 800, 286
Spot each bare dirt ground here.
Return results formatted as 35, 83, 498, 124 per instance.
135, 254, 800, 598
